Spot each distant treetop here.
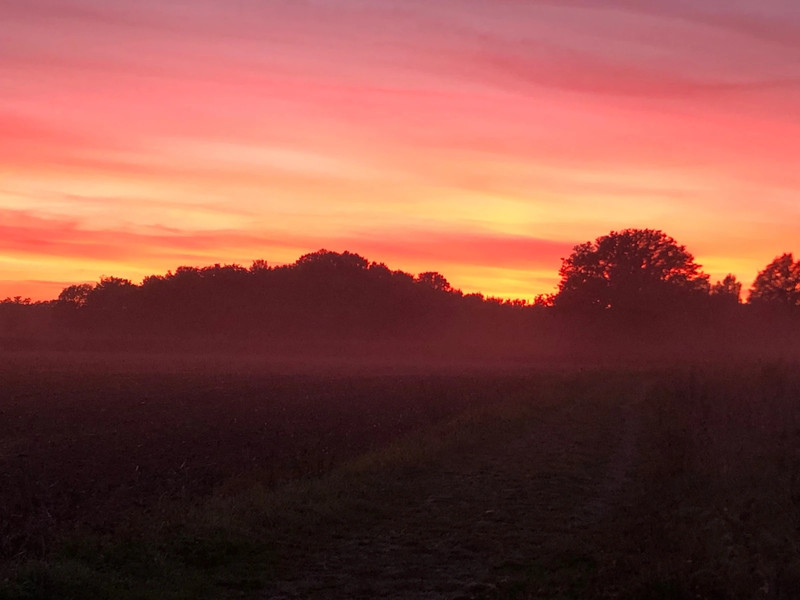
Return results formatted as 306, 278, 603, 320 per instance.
555, 228, 709, 311
749, 253, 800, 307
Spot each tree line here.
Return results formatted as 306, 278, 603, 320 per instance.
2, 228, 799, 350
47, 249, 530, 342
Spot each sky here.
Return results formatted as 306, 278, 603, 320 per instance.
3, 0, 800, 301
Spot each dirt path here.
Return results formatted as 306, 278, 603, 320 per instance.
259, 392, 644, 599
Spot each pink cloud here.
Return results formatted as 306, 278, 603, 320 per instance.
3, 0, 800, 302
0, 208, 571, 298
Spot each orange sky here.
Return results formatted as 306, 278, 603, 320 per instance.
3, 0, 800, 301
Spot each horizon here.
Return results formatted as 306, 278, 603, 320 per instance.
4, 1, 800, 301
0, 239, 778, 304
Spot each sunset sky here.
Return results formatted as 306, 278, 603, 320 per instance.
3, 0, 800, 301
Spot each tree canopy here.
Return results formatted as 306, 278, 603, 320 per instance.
0, 229, 796, 350
3, 233, 800, 356
711, 274, 742, 302
748, 253, 800, 307
555, 228, 709, 311
47, 249, 529, 341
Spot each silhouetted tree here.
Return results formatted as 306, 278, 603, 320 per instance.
295, 249, 368, 272
22, 240, 800, 357
367, 262, 392, 279
86, 277, 137, 319
748, 254, 800, 307
710, 274, 742, 304
416, 272, 452, 292
250, 259, 269, 273
1, 296, 32, 305
93, 276, 136, 296
532, 293, 556, 307
57, 284, 93, 308
504, 298, 530, 308
555, 229, 709, 311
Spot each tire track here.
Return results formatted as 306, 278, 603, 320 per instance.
259, 388, 645, 599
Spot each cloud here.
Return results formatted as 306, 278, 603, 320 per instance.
306, 227, 574, 272
3, 0, 800, 302
463, 34, 800, 100
0, 207, 570, 281
0, 209, 259, 264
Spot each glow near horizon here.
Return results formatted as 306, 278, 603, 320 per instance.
2, 0, 800, 301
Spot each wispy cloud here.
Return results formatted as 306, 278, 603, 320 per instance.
3, 0, 800, 299
0, 208, 566, 269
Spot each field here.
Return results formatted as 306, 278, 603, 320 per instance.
2, 353, 800, 599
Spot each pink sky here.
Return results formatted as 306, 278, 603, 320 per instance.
3, 0, 800, 301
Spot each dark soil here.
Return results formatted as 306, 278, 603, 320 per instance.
4, 358, 800, 599
0, 366, 490, 561
260, 379, 645, 599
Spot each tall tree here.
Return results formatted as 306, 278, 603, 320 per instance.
57, 284, 94, 308
555, 228, 709, 311
748, 254, 800, 307
416, 272, 452, 292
